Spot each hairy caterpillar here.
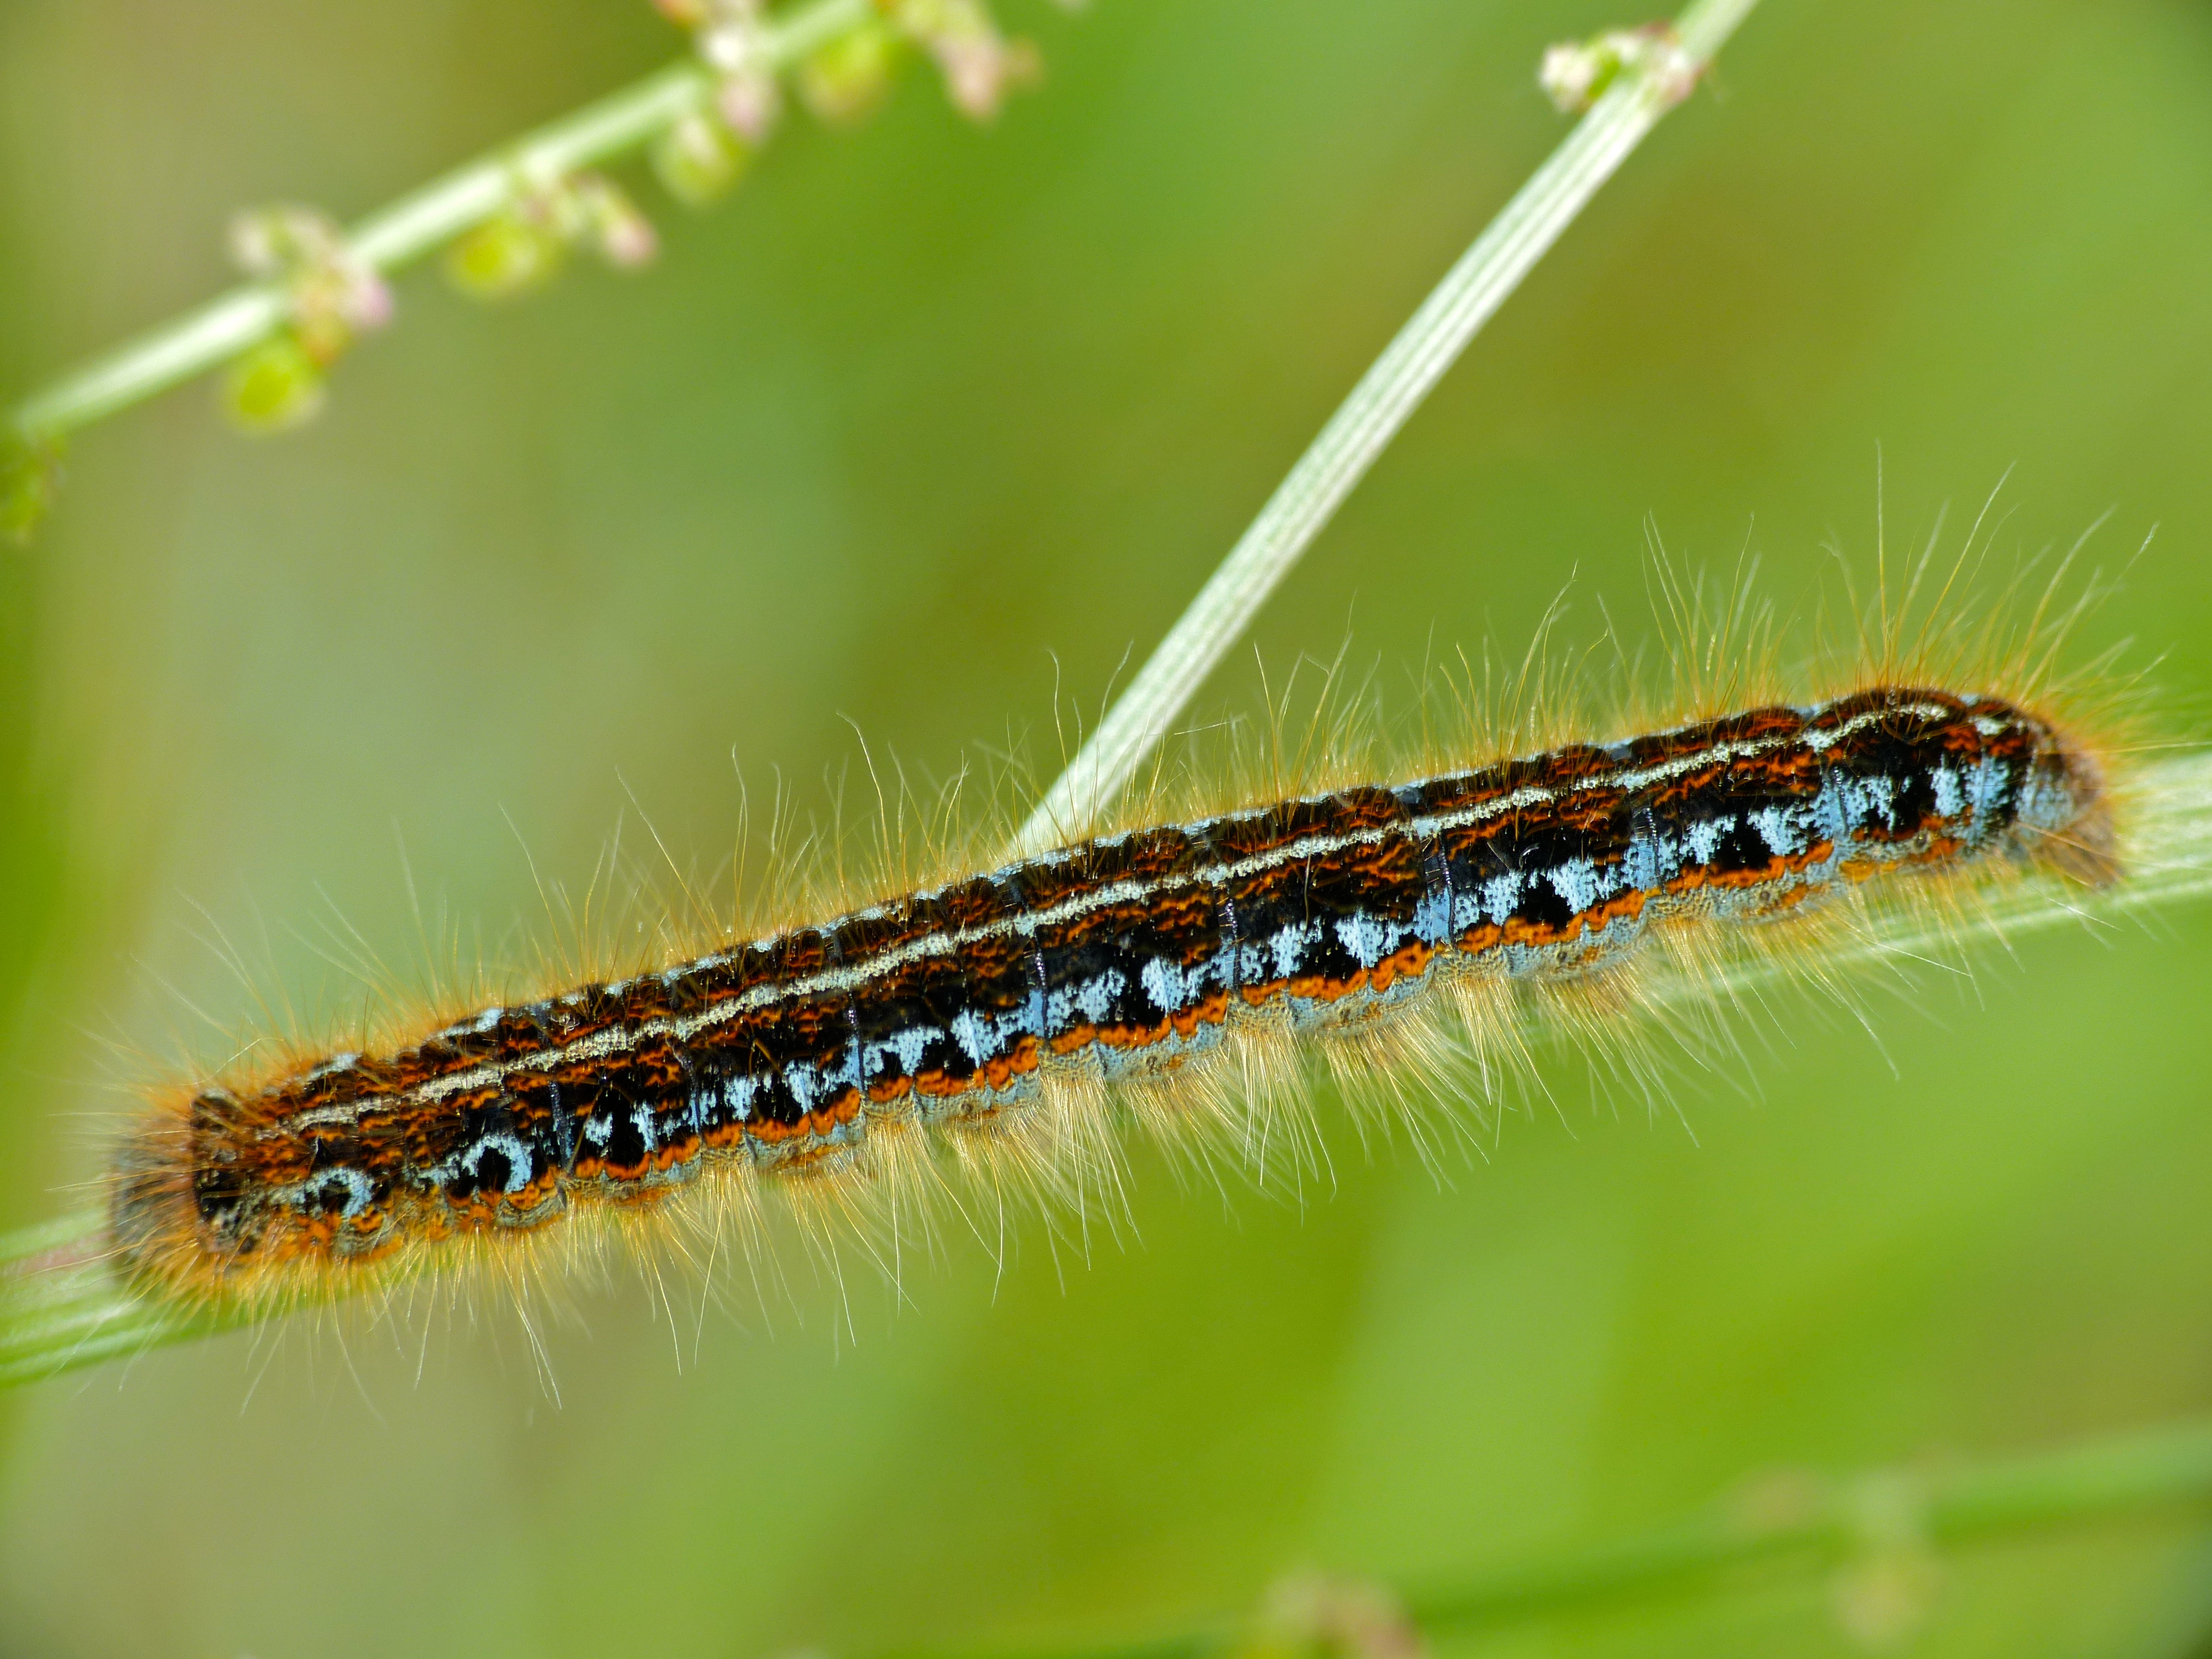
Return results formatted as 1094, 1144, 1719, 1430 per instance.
108, 662, 2118, 1312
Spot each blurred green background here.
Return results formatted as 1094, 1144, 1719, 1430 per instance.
4, 1, 2212, 1655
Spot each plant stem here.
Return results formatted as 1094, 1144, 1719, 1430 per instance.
941, 1417, 2212, 1659
0, 1211, 242, 1388
1407, 1421, 2212, 1631
1011, 0, 1764, 856
6, 0, 873, 442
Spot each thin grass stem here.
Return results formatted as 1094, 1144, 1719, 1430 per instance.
927, 1416, 2212, 1658
1011, 0, 1763, 855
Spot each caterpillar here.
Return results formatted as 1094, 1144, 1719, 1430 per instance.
109, 672, 2118, 1311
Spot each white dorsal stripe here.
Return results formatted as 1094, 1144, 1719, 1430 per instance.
279, 698, 1989, 1123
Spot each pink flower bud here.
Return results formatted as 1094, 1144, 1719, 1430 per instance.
228, 205, 392, 360
571, 174, 659, 270
891, 0, 1038, 123
715, 67, 784, 143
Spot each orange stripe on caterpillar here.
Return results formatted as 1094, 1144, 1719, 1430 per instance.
108, 685, 2114, 1305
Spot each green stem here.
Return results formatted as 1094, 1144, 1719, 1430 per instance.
944, 1418, 2212, 1659
1011, 0, 1763, 855
0, 1211, 243, 1387
6, 0, 874, 442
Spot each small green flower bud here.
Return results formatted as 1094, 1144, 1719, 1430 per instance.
1232, 1576, 1423, 1659
797, 22, 901, 127
573, 175, 660, 269
444, 208, 567, 299
223, 333, 327, 433
652, 109, 753, 207
1828, 1472, 1941, 1651
1540, 23, 1697, 114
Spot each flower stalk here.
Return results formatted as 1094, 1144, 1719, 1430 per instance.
2, 0, 1048, 540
